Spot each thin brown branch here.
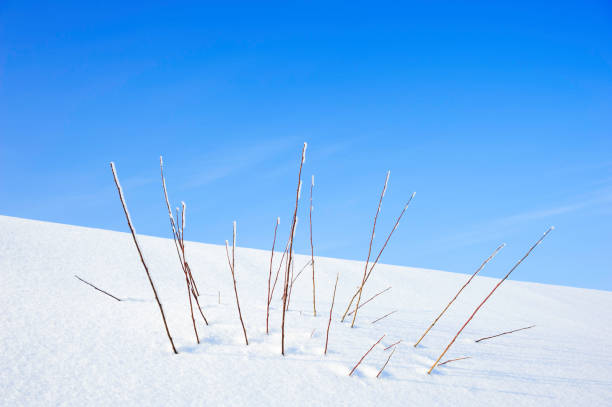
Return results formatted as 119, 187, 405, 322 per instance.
347, 286, 391, 316
341, 191, 415, 322
438, 356, 471, 366
324, 272, 339, 355
267, 217, 280, 334
288, 260, 311, 294
428, 227, 554, 374
349, 334, 385, 376
281, 142, 307, 355
376, 347, 396, 378
384, 340, 401, 351
186, 262, 208, 325
309, 174, 316, 317
475, 325, 535, 343
110, 161, 178, 354
226, 222, 249, 346
160, 160, 207, 333
286, 257, 295, 311
414, 243, 505, 347
74, 275, 121, 302
269, 241, 289, 304
371, 310, 397, 324
350, 171, 389, 328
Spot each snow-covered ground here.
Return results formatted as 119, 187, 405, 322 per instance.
1, 215, 611, 406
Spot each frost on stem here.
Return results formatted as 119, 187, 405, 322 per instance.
302, 142, 308, 163
382, 171, 390, 197
233, 221, 237, 248
181, 201, 186, 230
110, 161, 178, 354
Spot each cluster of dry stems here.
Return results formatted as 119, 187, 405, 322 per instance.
106, 143, 552, 379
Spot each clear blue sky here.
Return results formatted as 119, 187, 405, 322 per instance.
1, 1, 611, 290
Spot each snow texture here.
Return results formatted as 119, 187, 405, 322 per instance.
1, 215, 611, 406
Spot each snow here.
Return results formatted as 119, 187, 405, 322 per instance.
1, 215, 611, 406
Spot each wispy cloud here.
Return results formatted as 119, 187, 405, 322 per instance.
180, 137, 300, 189
433, 187, 612, 250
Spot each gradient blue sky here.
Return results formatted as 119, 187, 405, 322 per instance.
1, 1, 611, 290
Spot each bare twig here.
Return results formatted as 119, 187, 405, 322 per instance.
475, 325, 536, 343
288, 260, 312, 301
74, 275, 121, 301
309, 174, 316, 317
384, 340, 401, 351
186, 262, 208, 325
349, 334, 385, 376
110, 162, 177, 354
371, 310, 397, 324
225, 222, 249, 345
267, 217, 280, 334
438, 356, 471, 366
350, 171, 389, 328
414, 243, 505, 347
160, 157, 207, 340
281, 142, 307, 355
347, 286, 391, 316
376, 347, 396, 378
324, 272, 339, 355
269, 241, 289, 303
341, 191, 415, 322
286, 257, 296, 311
428, 227, 554, 374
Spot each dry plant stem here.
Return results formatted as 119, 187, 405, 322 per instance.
347, 286, 392, 316
186, 263, 208, 325
184, 268, 199, 343
267, 218, 280, 334
287, 260, 312, 305
349, 334, 385, 376
160, 161, 207, 329
324, 272, 339, 355
350, 171, 389, 328
384, 340, 401, 351
269, 242, 289, 303
309, 175, 316, 317
414, 243, 506, 347
475, 325, 535, 343
110, 162, 178, 354
427, 227, 554, 374
439, 356, 471, 366
178, 208, 201, 341
341, 191, 415, 322
376, 347, 396, 378
225, 240, 249, 345
286, 259, 295, 311
372, 310, 397, 324
226, 223, 249, 346
74, 275, 121, 301
281, 142, 307, 356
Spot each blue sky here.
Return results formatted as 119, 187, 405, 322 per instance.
1, 1, 611, 290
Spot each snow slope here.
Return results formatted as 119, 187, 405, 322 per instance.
1, 215, 611, 406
